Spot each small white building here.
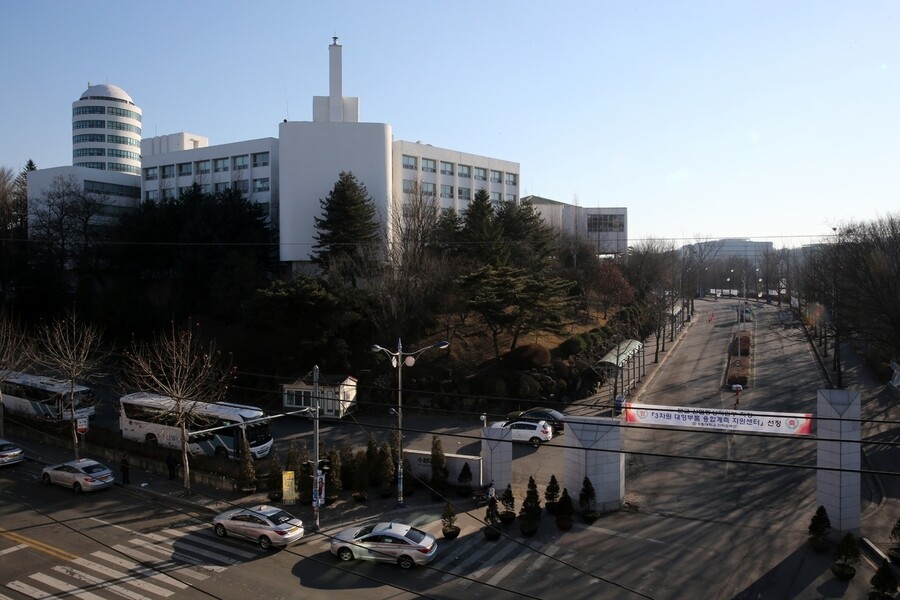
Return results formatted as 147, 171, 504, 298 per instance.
282, 373, 358, 419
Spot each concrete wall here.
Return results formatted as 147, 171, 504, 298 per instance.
816, 389, 861, 533
565, 416, 624, 512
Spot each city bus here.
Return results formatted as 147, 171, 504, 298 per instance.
0, 371, 96, 421
119, 392, 273, 460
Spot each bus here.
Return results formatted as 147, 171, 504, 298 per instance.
0, 371, 96, 421
119, 392, 273, 460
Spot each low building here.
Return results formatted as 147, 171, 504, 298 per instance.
282, 373, 358, 419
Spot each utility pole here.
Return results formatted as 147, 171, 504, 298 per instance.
311, 365, 321, 531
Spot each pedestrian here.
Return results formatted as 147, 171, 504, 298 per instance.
166, 451, 177, 480
120, 454, 130, 485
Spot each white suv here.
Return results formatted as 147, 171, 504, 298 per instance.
489, 420, 553, 447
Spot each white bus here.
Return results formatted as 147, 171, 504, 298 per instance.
0, 371, 96, 421
119, 392, 273, 460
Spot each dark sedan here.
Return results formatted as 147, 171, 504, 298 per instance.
506, 407, 566, 435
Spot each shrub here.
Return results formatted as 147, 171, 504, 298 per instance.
238, 434, 256, 488
556, 488, 574, 518
870, 558, 898, 597
267, 450, 282, 493
500, 483, 516, 513
339, 440, 355, 490
808, 505, 831, 539
579, 477, 597, 513
519, 476, 542, 521
430, 435, 449, 496
835, 532, 861, 566
442, 500, 457, 529
485, 497, 501, 527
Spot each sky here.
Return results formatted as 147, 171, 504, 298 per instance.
2, 1, 898, 248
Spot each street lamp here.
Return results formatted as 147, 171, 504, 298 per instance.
372, 338, 449, 507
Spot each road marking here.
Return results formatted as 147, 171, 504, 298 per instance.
437, 536, 499, 582
110, 545, 208, 581
7, 579, 63, 599
0, 543, 27, 556
28, 573, 106, 599
0, 527, 78, 562
487, 542, 552, 586
72, 556, 175, 597
52, 565, 151, 600
154, 528, 260, 559
459, 538, 524, 589
117, 541, 227, 573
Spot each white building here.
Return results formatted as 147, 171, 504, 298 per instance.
526, 195, 628, 259
72, 83, 142, 176
141, 135, 279, 224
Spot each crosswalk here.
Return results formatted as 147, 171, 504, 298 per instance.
3, 513, 580, 599
3, 518, 262, 600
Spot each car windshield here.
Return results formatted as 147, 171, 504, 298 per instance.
355, 524, 376, 539
267, 510, 295, 525
81, 464, 107, 474
0, 443, 15, 451
405, 527, 427, 544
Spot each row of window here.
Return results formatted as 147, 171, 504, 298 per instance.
72, 106, 141, 121
84, 179, 141, 199
143, 153, 269, 180
402, 155, 518, 186
76, 148, 142, 161
73, 120, 142, 134
144, 178, 270, 200
74, 162, 141, 175
586, 214, 626, 233
403, 180, 516, 202
74, 134, 141, 148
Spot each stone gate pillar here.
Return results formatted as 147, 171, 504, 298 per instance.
565, 416, 624, 512
816, 389, 861, 533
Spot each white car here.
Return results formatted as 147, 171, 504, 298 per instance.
0, 439, 25, 466
490, 419, 553, 447
213, 505, 304, 550
330, 522, 438, 569
41, 458, 114, 493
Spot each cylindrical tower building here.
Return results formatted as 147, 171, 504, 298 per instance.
72, 83, 142, 174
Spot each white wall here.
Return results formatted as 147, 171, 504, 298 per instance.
278, 120, 392, 263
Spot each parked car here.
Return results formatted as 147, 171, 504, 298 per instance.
506, 407, 567, 435
213, 505, 304, 550
0, 439, 25, 466
490, 419, 553, 447
741, 308, 753, 322
330, 522, 438, 569
41, 458, 114, 493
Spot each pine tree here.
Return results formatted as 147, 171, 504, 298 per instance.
870, 558, 898, 597
500, 483, 516, 513
460, 188, 505, 266
579, 477, 597, 513
520, 476, 542, 521
312, 171, 381, 283
544, 475, 561, 506
430, 435, 449, 496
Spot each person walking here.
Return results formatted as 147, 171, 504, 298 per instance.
120, 454, 130, 485
166, 452, 178, 480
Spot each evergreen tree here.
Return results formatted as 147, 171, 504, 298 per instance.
808, 505, 831, 539
870, 558, 898, 597
544, 474, 561, 506
430, 435, 449, 495
500, 483, 516, 513
494, 197, 556, 270
579, 477, 597, 513
459, 188, 505, 266
519, 476, 542, 521
339, 439, 355, 490
312, 171, 381, 284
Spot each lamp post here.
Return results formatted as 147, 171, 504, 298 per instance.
372, 338, 449, 508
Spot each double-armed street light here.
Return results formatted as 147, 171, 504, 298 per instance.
372, 338, 449, 508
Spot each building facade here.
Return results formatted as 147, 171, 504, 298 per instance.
526, 195, 628, 260
72, 83, 142, 176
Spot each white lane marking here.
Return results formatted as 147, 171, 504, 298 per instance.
110, 545, 208, 581
28, 573, 105, 600
72, 557, 174, 597
52, 565, 151, 600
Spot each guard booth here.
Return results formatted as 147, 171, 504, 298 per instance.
283, 373, 358, 419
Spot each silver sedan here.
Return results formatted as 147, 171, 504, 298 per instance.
213, 505, 304, 550
41, 459, 114, 493
0, 439, 25, 466
330, 522, 438, 569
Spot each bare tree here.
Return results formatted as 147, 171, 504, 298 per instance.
31, 310, 106, 458
0, 310, 33, 436
119, 321, 234, 493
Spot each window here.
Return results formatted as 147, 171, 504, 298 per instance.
73, 134, 105, 144
177, 163, 192, 177
107, 121, 141, 134
214, 182, 229, 192
440, 184, 454, 199
490, 192, 501, 202
253, 178, 270, 193
73, 120, 105, 130
440, 161, 454, 175
402, 155, 417, 170
199, 184, 211, 194
161, 188, 176, 200
73, 148, 105, 158
108, 163, 140, 174
107, 149, 141, 160
107, 134, 140, 147
422, 158, 436, 173
491, 170, 502, 183
422, 182, 436, 196
458, 187, 471, 200
252, 152, 269, 167
402, 179, 415, 194
587, 214, 625, 233
214, 158, 229, 173
233, 179, 249, 193
506, 173, 518, 186
145, 190, 158, 201
106, 106, 141, 121
233, 155, 249, 170
197, 160, 210, 174
161, 165, 175, 179
505, 193, 516, 202
474, 167, 487, 181
179, 186, 193, 196
144, 167, 158, 181
73, 106, 105, 116
75, 161, 105, 169
458, 165, 471, 178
